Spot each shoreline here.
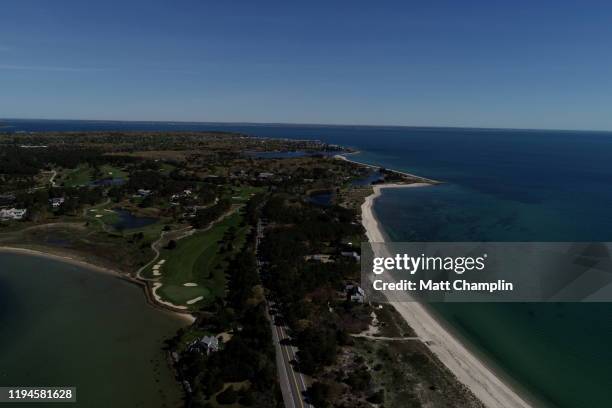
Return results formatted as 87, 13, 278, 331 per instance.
335, 153, 440, 184
361, 183, 534, 408
0, 245, 195, 324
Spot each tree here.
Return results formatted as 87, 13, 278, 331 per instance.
216, 386, 237, 405
308, 382, 330, 408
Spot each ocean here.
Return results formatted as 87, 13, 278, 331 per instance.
3, 119, 612, 407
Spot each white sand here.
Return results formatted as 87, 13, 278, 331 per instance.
151, 282, 189, 310
361, 184, 532, 408
186, 296, 204, 305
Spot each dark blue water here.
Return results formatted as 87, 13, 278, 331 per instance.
351, 170, 383, 186
4, 119, 612, 407
113, 209, 157, 230
308, 191, 333, 206
90, 177, 125, 187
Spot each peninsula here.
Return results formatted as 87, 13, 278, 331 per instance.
0, 130, 510, 407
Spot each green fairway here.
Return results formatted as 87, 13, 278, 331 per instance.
229, 185, 263, 203
61, 164, 92, 186
59, 164, 128, 187
99, 164, 128, 179
152, 210, 249, 308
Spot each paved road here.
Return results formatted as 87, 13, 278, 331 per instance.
267, 304, 312, 408
256, 220, 312, 408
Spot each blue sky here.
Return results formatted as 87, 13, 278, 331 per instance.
2, 1, 612, 129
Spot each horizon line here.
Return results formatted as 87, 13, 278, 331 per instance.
2, 116, 612, 134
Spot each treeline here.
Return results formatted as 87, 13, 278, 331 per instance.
191, 199, 231, 229
0, 146, 102, 175
263, 194, 359, 240
15, 186, 105, 220
107, 169, 216, 208
171, 196, 281, 407
259, 194, 363, 377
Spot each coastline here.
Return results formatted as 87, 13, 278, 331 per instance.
0, 245, 195, 324
360, 183, 533, 408
335, 153, 440, 184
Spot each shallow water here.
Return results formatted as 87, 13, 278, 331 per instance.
0, 252, 186, 408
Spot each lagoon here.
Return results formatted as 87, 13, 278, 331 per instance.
0, 252, 186, 408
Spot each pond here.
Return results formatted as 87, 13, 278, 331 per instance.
90, 177, 126, 187
308, 191, 333, 206
351, 170, 384, 186
113, 209, 158, 230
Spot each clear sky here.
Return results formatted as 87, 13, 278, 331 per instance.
2, 1, 612, 129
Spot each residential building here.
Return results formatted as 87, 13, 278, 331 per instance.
0, 208, 27, 220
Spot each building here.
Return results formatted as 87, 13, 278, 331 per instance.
304, 254, 334, 263
341, 251, 361, 261
49, 197, 65, 208
136, 189, 152, 197
0, 208, 27, 220
345, 284, 366, 303
170, 189, 195, 204
188, 335, 220, 355
0, 194, 15, 206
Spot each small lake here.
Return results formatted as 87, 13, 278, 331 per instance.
113, 209, 158, 230
0, 252, 187, 408
351, 170, 384, 186
308, 191, 333, 206
90, 177, 125, 187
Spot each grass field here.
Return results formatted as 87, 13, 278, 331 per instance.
152, 210, 249, 308
85, 200, 165, 243
60, 164, 92, 187
99, 164, 128, 179
59, 164, 128, 187
229, 185, 262, 203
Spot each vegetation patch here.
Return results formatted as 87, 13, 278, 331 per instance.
154, 211, 249, 307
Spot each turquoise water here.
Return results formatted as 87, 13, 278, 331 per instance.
0, 253, 186, 408
5, 120, 612, 406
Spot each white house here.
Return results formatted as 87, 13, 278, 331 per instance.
137, 189, 152, 197
49, 197, 65, 208
0, 208, 27, 220
345, 284, 366, 303
188, 335, 220, 355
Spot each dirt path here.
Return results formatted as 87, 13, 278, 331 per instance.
135, 226, 194, 280
351, 334, 421, 341
136, 204, 241, 281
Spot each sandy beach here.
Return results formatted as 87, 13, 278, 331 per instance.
361, 184, 532, 408
335, 154, 440, 184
